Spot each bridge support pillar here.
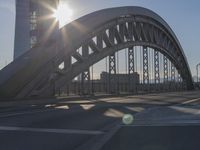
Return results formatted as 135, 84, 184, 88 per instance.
109, 54, 116, 94
154, 49, 160, 91
128, 47, 135, 93
171, 63, 176, 91
143, 46, 149, 91
163, 55, 169, 91
108, 28, 117, 94
64, 56, 72, 95
81, 44, 91, 95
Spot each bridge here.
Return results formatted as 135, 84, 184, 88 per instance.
0, 6, 199, 150
0, 6, 194, 99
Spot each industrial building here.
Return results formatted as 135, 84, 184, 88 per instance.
14, 0, 59, 59
100, 71, 139, 85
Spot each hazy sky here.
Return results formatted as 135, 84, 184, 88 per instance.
0, 0, 200, 76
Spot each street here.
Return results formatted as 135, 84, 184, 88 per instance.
0, 91, 200, 150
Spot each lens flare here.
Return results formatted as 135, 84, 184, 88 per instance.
53, 2, 73, 27
122, 114, 134, 125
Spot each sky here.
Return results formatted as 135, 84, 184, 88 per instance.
0, 0, 200, 77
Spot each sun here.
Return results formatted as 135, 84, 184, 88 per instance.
53, 2, 73, 27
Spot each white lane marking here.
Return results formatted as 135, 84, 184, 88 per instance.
181, 98, 200, 104
0, 126, 104, 135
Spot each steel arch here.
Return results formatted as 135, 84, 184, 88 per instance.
0, 6, 193, 98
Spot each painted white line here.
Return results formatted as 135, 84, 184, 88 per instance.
0, 126, 104, 135
181, 98, 200, 104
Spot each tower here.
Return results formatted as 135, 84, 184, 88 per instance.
14, 0, 59, 59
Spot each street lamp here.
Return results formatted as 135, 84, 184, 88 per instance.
196, 63, 200, 83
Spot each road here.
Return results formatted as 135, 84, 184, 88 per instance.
0, 91, 200, 150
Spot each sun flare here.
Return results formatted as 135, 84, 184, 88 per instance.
53, 2, 73, 27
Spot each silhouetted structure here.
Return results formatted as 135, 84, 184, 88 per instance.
14, 0, 59, 59
0, 6, 194, 98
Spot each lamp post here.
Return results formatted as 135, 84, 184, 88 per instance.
196, 63, 200, 83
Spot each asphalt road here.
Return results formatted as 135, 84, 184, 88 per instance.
0, 91, 200, 150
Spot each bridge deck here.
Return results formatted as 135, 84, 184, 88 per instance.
0, 91, 200, 150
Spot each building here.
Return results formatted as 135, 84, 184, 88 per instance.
100, 71, 140, 93
100, 71, 139, 85
14, 0, 59, 59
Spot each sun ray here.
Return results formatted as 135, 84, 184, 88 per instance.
53, 2, 73, 27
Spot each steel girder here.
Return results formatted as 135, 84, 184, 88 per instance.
171, 64, 176, 82
154, 50, 160, 84
128, 47, 135, 92
128, 47, 135, 74
163, 55, 169, 82
143, 46, 149, 84
109, 54, 116, 93
0, 6, 194, 98
80, 44, 91, 95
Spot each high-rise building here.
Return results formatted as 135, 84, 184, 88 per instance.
14, 0, 59, 59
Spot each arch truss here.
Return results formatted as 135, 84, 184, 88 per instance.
0, 7, 193, 98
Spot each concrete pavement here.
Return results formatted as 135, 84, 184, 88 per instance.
0, 91, 200, 150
